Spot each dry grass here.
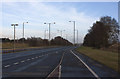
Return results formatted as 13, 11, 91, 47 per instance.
76, 46, 118, 72
2, 42, 29, 49
0, 42, 2, 49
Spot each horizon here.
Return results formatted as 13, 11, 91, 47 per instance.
1, 2, 118, 43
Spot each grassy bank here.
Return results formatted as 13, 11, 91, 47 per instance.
76, 46, 118, 72
2, 42, 29, 49
2, 42, 62, 53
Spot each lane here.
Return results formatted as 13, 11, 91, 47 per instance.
61, 50, 97, 77
71, 50, 100, 79
2, 46, 71, 61
2, 46, 118, 78
2, 46, 74, 77
72, 50, 119, 77
2, 46, 73, 67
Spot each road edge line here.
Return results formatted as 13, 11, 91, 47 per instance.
70, 50, 100, 79
59, 65, 61, 79
47, 52, 64, 78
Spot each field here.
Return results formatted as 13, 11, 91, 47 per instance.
2, 42, 29, 49
76, 46, 118, 72
2, 42, 61, 53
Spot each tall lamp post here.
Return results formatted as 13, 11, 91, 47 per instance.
44, 22, 55, 45
57, 30, 65, 37
76, 30, 78, 45
69, 21, 75, 45
11, 23, 18, 52
44, 29, 48, 39
23, 22, 28, 43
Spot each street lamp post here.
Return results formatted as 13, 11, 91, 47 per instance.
69, 21, 75, 45
23, 22, 28, 43
44, 22, 55, 45
11, 23, 18, 52
44, 29, 48, 39
57, 30, 65, 37
66, 34, 68, 46
57, 30, 65, 46
76, 30, 78, 44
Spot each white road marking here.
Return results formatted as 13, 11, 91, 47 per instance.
27, 59, 30, 61
32, 58, 34, 59
71, 50, 100, 79
4, 65, 10, 68
14, 62, 19, 65
59, 65, 61, 79
21, 60, 25, 63
47, 52, 65, 78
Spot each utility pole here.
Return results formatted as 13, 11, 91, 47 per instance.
11, 24, 18, 52
23, 22, 28, 43
76, 30, 78, 45
44, 22, 55, 45
57, 30, 65, 37
44, 29, 48, 39
69, 21, 75, 45
66, 34, 68, 46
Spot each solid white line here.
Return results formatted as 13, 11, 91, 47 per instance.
71, 50, 100, 79
4, 65, 10, 68
47, 52, 65, 78
14, 62, 19, 65
59, 65, 61, 79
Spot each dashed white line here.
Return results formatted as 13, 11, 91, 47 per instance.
4, 65, 10, 68
14, 62, 19, 65
71, 50, 100, 79
21, 60, 25, 63
32, 58, 34, 59
27, 59, 30, 61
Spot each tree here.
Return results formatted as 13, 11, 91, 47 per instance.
83, 16, 119, 48
100, 16, 119, 44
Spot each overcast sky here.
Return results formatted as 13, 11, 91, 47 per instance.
1, 2, 118, 43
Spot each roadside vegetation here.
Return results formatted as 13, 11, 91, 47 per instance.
80, 16, 119, 73
0, 42, 1, 49
2, 42, 29, 49
2, 36, 72, 50
76, 46, 118, 72
83, 16, 119, 49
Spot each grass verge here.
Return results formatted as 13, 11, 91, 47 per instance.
76, 46, 118, 72
2, 42, 29, 49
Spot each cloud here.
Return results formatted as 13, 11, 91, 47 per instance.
2, 2, 99, 43
1, 0, 119, 2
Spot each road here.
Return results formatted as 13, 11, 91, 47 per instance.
2, 46, 119, 79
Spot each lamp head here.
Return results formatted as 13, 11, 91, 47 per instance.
11, 24, 14, 26
15, 24, 18, 26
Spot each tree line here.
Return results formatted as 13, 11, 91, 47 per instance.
83, 16, 119, 48
1, 36, 73, 46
